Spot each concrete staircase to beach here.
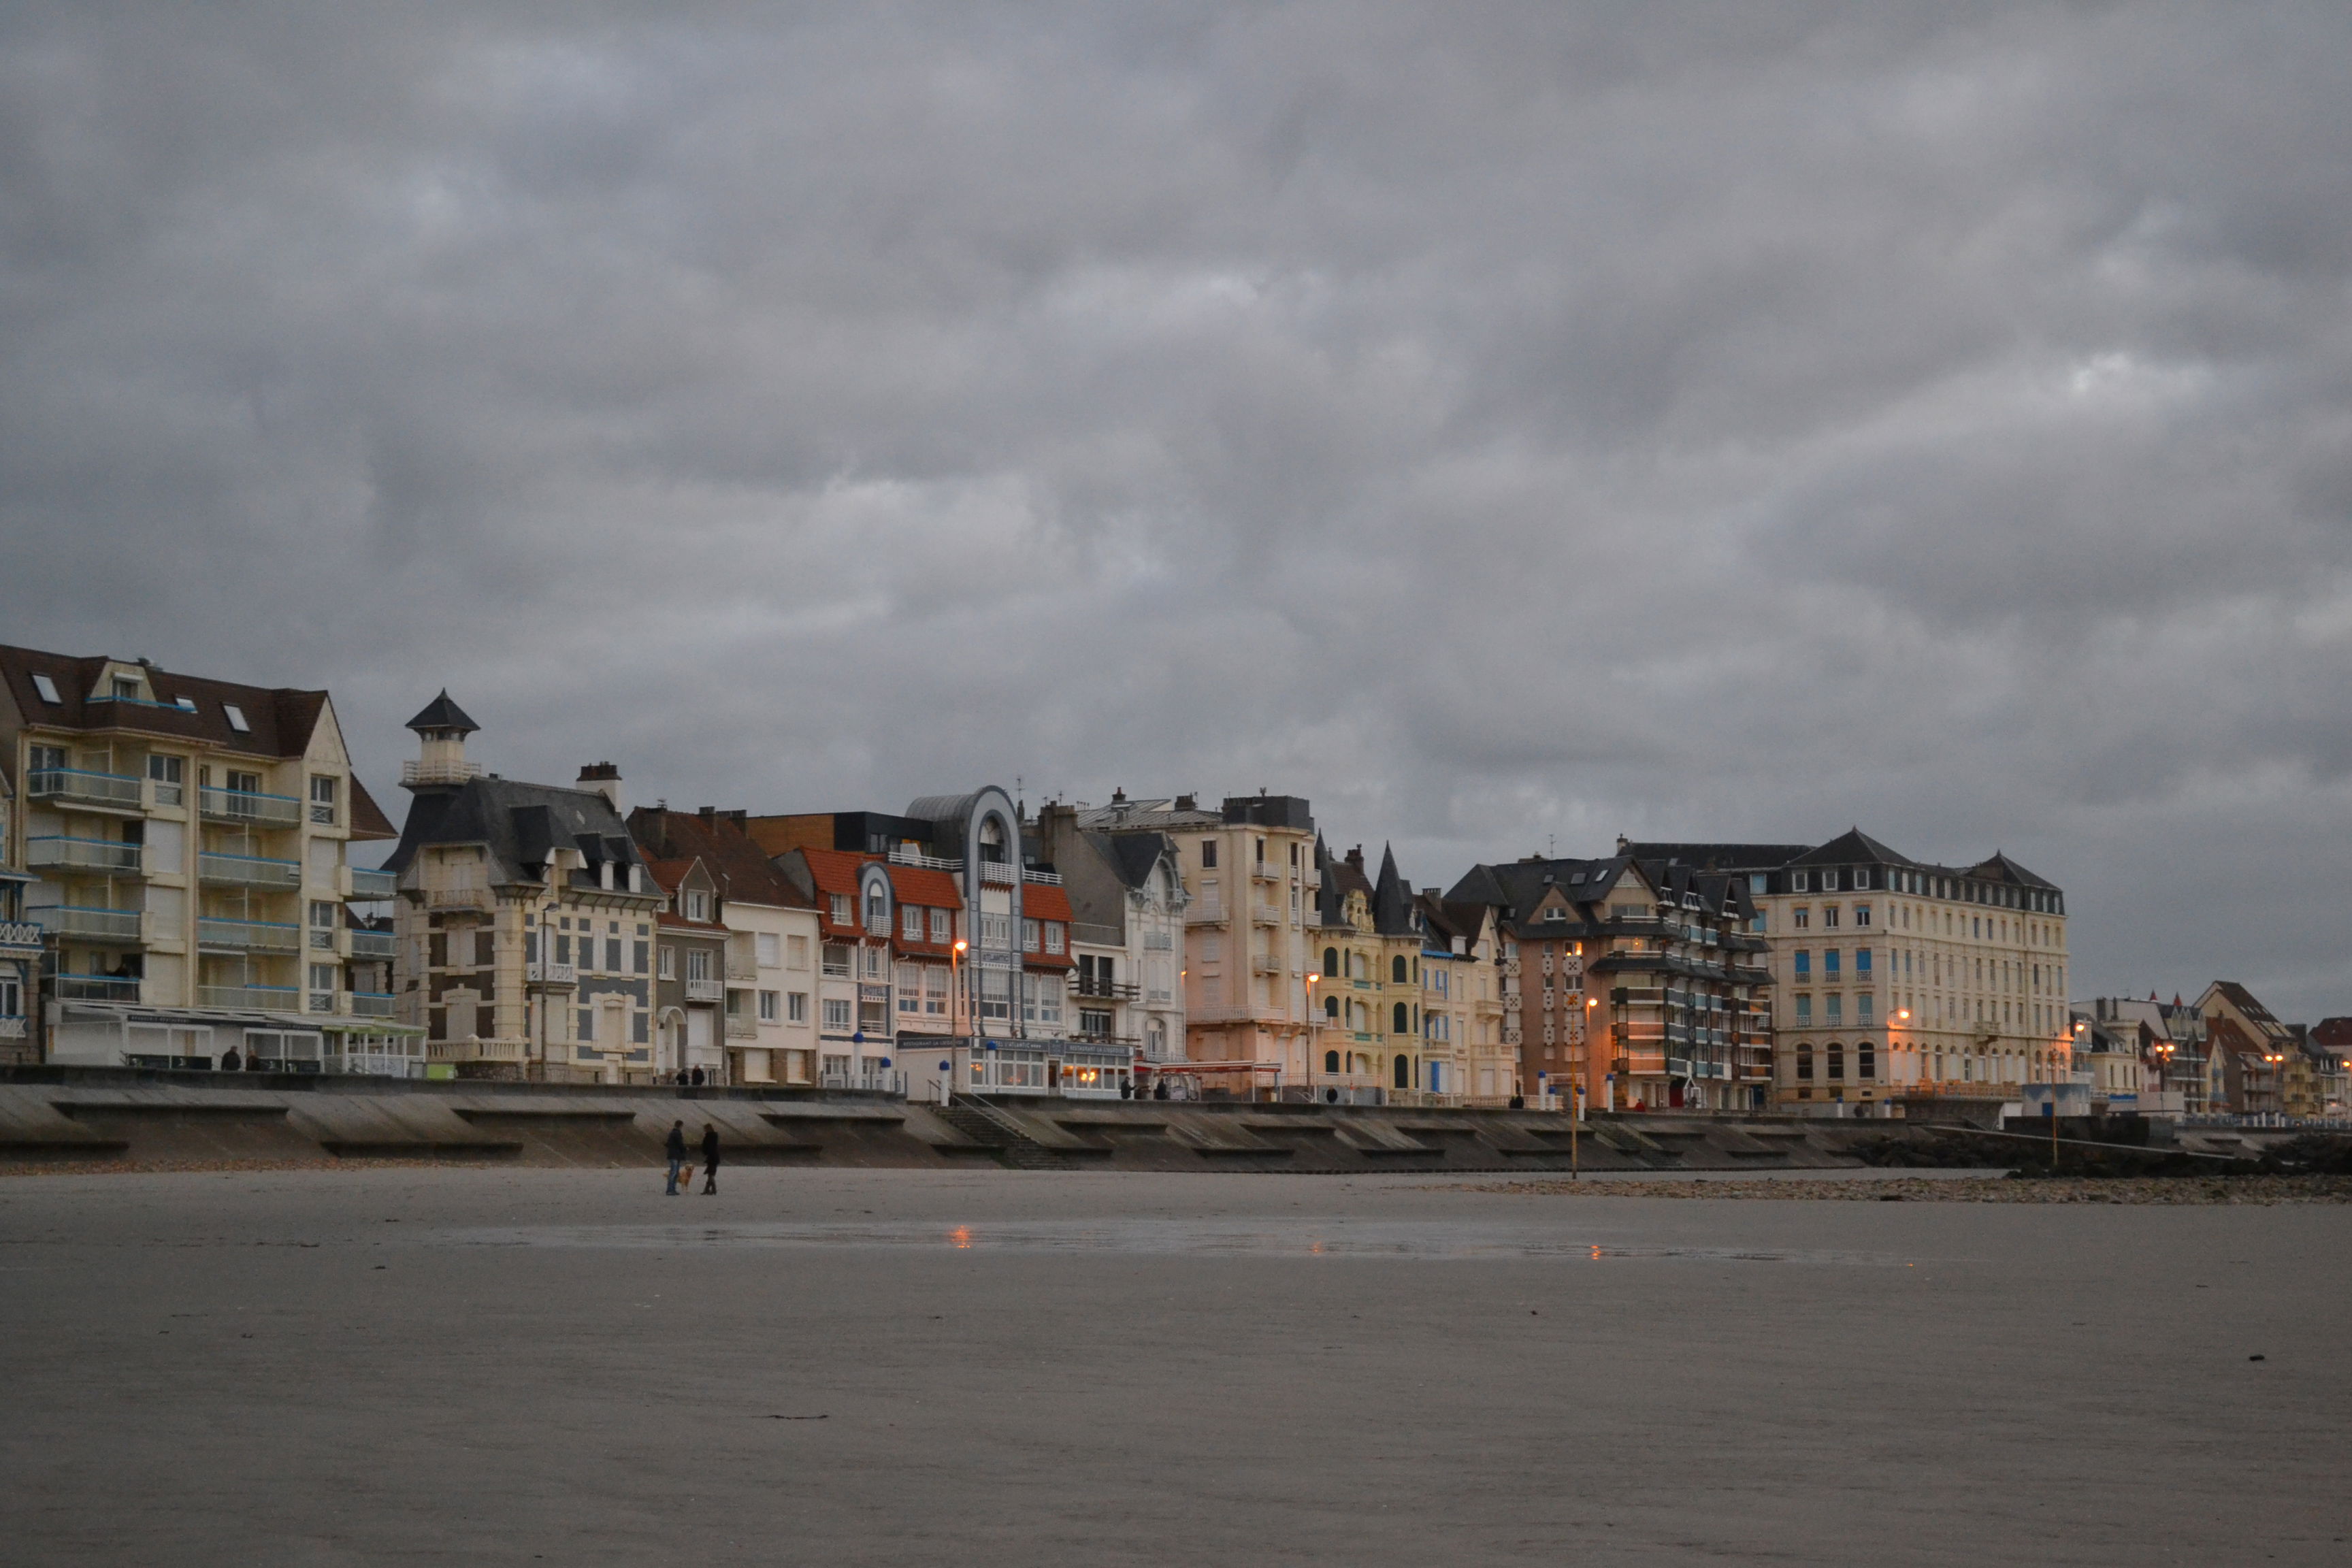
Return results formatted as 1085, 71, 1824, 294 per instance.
938, 1100, 1079, 1170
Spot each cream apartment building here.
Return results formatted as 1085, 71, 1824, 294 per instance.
0, 644, 419, 1073
1075, 793, 1320, 1097
1638, 831, 2072, 1113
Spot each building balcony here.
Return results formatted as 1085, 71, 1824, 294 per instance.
350, 992, 395, 1018
1250, 903, 1283, 926
28, 836, 145, 877
725, 1014, 759, 1039
979, 861, 1017, 885
28, 767, 146, 814
402, 759, 485, 787
429, 1036, 528, 1063
198, 786, 303, 828
198, 851, 300, 889
35, 905, 144, 944
1071, 978, 1139, 1001
423, 887, 491, 911
525, 962, 578, 990
346, 866, 397, 900
54, 974, 140, 1002
1250, 952, 1284, 975
349, 929, 395, 961
198, 983, 301, 1011
685, 977, 724, 1003
1185, 903, 1227, 925
197, 917, 301, 954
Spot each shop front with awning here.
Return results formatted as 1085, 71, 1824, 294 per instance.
46, 1000, 429, 1076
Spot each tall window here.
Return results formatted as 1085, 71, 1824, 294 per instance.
1323, 947, 1339, 977
1827, 1045, 1844, 1080
309, 775, 338, 824
1392, 1001, 1409, 1034
865, 887, 889, 934
902, 905, 924, 941
1391, 955, 1407, 983
930, 908, 951, 943
1796, 1045, 1814, 1079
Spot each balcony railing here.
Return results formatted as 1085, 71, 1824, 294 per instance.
1071, 978, 1139, 1000
1250, 953, 1283, 975
196, 917, 301, 953
685, 977, 724, 1002
199, 851, 301, 888
198, 785, 303, 828
29, 768, 144, 812
401, 759, 484, 787
198, 983, 301, 1011
347, 866, 397, 900
35, 906, 143, 943
725, 1014, 759, 1039
1250, 903, 1283, 926
29, 836, 145, 875
0, 1015, 24, 1039
525, 962, 578, 988
979, 861, 1017, 885
349, 930, 395, 960
54, 974, 140, 1002
1186, 902, 1226, 925
1022, 868, 1062, 885
350, 992, 395, 1018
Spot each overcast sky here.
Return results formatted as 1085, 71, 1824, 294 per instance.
5, 2, 2349, 1017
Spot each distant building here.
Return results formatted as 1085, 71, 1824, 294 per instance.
1065, 794, 1322, 1098
1412, 887, 1512, 1105
630, 805, 822, 1087
1028, 804, 1189, 1074
2198, 981, 2297, 1115
0, 766, 38, 1062
0, 644, 413, 1073
640, 854, 725, 1079
1633, 832, 2072, 1113
1448, 851, 1767, 1112
2085, 995, 2208, 1114
755, 790, 1105, 1099
381, 696, 662, 1083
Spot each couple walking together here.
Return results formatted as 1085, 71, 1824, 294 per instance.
666, 1120, 721, 1195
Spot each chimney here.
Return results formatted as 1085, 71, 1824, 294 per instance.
1111, 787, 1127, 804
1345, 846, 1364, 872
1175, 794, 1196, 812
1615, 834, 1631, 855
577, 762, 623, 813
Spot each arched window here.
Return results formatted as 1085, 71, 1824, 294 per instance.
1392, 1054, 1409, 1089
1324, 1049, 1340, 1074
1857, 1043, 1876, 1080
1392, 1001, 1409, 1034
977, 816, 1007, 864
1324, 995, 1339, 1021
1796, 1046, 1814, 1081
1827, 1044, 1845, 1081
1391, 955, 1408, 984
1323, 947, 1339, 978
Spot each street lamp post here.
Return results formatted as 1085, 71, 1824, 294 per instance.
1304, 972, 1320, 1101
949, 938, 968, 1102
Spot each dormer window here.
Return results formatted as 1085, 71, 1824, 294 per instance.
1790, 871, 1809, 892
1544, 906, 1567, 922
110, 676, 139, 700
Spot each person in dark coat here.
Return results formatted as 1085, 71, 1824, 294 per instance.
700, 1123, 721, 1194
689, 1066, 705, 1086
665, 1120, 687, 1195
220, 1046, 241, 1071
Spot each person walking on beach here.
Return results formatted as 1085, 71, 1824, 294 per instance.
700, 1122, 721, 1195
665, 1120, 687, 1196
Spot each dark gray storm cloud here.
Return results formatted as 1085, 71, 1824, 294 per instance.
5, 2, 2350, 1014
